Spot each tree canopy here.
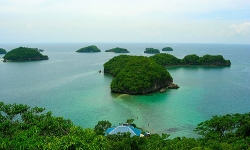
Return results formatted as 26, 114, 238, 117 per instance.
150, 53, 182, 66
200, 54, 231, 66
2, 102, 250, 149
3, 47, 48, 61
76, 45, 101, 52
150, 53, 231, 66
104, 55, 173, 94
0, 48, 7, 54
182, 54, 201, 65
105, 47, 130, 53
162, 47, 173, 51
144, 48, 160, 54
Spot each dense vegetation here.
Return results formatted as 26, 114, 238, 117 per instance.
162, 47, 173, 51
144, 48, 160, 54
105, 47, 130, 53
150, 53, 231, 66
103, 53, 230, 94
0, 48, 7, 54
3, 47, 48, 61
1, 102, 250, 149
150, 53, 182, 66
104, 55, 173, 94
76, 45, 101, 52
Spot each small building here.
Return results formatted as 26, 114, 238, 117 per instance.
105, 123, 141, 137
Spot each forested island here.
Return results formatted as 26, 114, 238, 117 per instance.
144, 48, 160, 54
3, 47, 49, 61
104, 55, 176, 94
162, 47, 173, 51
0, 48, 7, 54
104, 53, 230, 94
1, 102, 250, 149
150, 53, 231, 66
76, 45, 101, 52
105, 47, 130, 53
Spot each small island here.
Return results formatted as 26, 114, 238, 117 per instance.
76, 45, 101, 53
162, 47, 173, 51
3, 47, 49, 62
0, 48, 7, 54
104, 53, 231, 94
144, 48, 160, 54
104, 55, 175, 94
150, 53, 231, 66
105, 47, 129, 53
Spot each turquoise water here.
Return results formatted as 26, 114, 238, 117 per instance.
0, 43, 250, 138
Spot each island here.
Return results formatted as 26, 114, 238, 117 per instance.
76, 45, 101, 52
144, 48, 160, 54
103, 53, 231, 94
162, 47, 173, 51
0, 48, 7, 54
3, 47, 49, 62
150, 53, 231, 66
105, 47, 129, 53
104, 55, 175, 94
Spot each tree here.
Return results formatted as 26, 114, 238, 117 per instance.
182, 54, 200, 65
94, 120, 112, 135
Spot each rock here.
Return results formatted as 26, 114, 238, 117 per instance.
159, 88, 166, 93
168, 83, 179, 89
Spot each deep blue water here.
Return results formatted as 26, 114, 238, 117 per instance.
0, 43, 250, 138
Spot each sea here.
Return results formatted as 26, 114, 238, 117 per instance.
0, 43, 250, 138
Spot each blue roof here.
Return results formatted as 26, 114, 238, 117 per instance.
105, 125, 141, 137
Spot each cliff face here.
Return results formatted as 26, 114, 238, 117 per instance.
111, 79, 173, 95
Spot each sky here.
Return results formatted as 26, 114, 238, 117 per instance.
0, 0, 250, 44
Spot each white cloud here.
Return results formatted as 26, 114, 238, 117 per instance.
1, 0, 250, 43
229, 22, 250, 35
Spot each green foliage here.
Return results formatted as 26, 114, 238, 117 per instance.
105, 47, 130, 53
0, 102, 73, 149
200, 54, 231, 66
104, 53, 230, 94
144, 48, 160, 54
150, 53, 230, 67
162, 47, 173, 51
150, 53, 182, 66
103, 55, 133, 76
195, 112, 250, 149
76, 45, 101, 52
109, 56, 173, 94
182, 54, 201, 65
0, 48, 7, 54
3, 47, 48, 61
94, 120, 112, 135
2, 102, 250, 149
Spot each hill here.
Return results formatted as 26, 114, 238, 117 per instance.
76, 45, 101, 52
144, 48, 160, 54
0, 48, 7, 54
105, 47, 129, 53
104, 55, 173, 94
3, 47, 48, 61
162, 47, 173, 51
